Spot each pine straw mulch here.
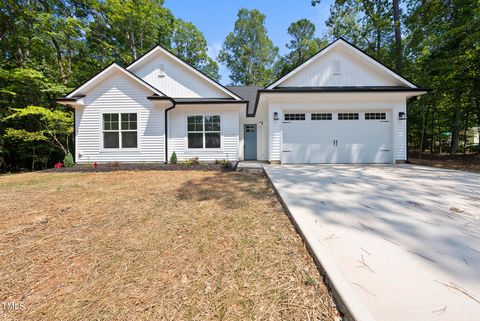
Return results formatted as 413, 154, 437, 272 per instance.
0, 171, 339, 321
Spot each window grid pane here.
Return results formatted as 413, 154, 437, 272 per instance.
365, 112, 386, 120
187, 115, 221, 149
103, 113, 137, 149
284, 113, 306, 121
338, 113, 359, 120
311, 113, 332, 120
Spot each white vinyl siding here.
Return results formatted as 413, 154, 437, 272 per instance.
75, 70, 166, 163
280, 45, 405, 88
168, 105, 240, 162
129, 53, 231, 98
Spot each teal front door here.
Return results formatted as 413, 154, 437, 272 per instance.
244, 124, 257, 160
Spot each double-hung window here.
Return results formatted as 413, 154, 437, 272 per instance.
103, 113, 138, 149
187, 115, 221, 149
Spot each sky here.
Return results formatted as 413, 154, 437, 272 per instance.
164, 0, 334, 85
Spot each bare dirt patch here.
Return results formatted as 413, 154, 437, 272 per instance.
0, 171, 338, 320
409, 153, 480, 173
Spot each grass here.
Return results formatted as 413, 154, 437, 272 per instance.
0, 171, 338, 320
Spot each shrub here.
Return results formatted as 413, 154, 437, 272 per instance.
63, 152, 75, 167
170, 151, 177, 164
191, 157, 200, 165
107, 161, 121, 168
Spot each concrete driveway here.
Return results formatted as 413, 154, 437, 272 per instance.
264, 165, 480, 321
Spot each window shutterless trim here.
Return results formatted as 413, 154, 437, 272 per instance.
186, 114, 222, 150
101, 112, 139, 150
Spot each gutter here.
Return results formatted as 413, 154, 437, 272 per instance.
164, 98, 176, 163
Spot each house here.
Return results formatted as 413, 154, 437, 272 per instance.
56, 38, 427, 164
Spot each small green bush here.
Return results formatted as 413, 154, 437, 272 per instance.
170, 151, 177, 164
63, 152, 75, 167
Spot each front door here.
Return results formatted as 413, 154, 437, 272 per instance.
244, 124, 257, 160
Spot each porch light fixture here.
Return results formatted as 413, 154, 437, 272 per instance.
273, 112, 279, 120
398, 112, 407, 120
258, 121, 264, 126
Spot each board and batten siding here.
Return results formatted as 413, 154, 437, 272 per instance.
75, 70, 167, 163
280, 45, 405, 88
130, 53, 230, 99
168, 105, 240, 162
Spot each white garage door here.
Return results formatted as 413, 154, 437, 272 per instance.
282, 111, 392, 164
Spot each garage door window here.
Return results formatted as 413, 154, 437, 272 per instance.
311, 113, 332, 120
365, 112, 386, 120
338, 113, 359, 120
284, 113, 305, 121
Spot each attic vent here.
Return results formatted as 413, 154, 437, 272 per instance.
158, 64, 165, 77
333, 60, 341, 75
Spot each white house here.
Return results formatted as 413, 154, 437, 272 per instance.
57, 38, 427, 164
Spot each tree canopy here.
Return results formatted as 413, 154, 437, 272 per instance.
218, 8, 278, 86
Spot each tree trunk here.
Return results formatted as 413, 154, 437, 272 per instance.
393, 0, 403, 72
430, 108, 435, 153
463, 111, 469, 153
51, 36, 67, 85
419, 105, 430, 158
450, 91, 462, 155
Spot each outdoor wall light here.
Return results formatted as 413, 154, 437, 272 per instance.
273, 112, 279, 120
258, 121, 264, 126
398, 112, 407, 120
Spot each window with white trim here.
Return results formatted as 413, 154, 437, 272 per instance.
365, 112, 386, 120
311, 113, 332, 120
284, 113, 305, 121
187, 115, 221, 149
103, 113, 137, 148
338, 113, 359, 120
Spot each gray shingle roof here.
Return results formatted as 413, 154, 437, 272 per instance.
226, 86, 262, 115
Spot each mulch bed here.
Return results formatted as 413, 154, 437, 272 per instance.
42, 162, 237, 173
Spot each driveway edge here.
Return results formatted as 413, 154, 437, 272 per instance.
263, 166, 377, 321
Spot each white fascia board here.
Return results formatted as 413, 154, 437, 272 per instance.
66, 63, 165, 98
126, 46, 242, 100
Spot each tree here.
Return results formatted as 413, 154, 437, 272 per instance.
88, 0, 175, 65
3, 106, 73, 170
218, 8, 278, 86
275, 19, 328, 77
171, 19, 220, 80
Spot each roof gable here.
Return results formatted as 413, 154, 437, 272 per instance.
268, 38, 417, 89
127, 46, 241, 100
66, 63, 165, 98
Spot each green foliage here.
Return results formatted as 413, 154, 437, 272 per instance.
3, 106, 73, 155
275, 19, 328, 77
172, 19, 220, 80
170, 151, 177, 164
218, 8, 278, 86
63, 152, 75, 167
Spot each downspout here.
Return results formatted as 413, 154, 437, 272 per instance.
164, 98, 176, 163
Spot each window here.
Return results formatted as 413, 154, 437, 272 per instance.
245, 124, 256, 132
284, 113, 305, 121
311, 113, 332, 120
338, 113, 359, 120
103, 113, 137, 149
365, 112, 386, 120
187, 115, 221, 149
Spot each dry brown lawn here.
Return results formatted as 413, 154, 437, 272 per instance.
0, 170, 338, 321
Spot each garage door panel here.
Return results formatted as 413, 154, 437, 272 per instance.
282, 111, 392, 164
